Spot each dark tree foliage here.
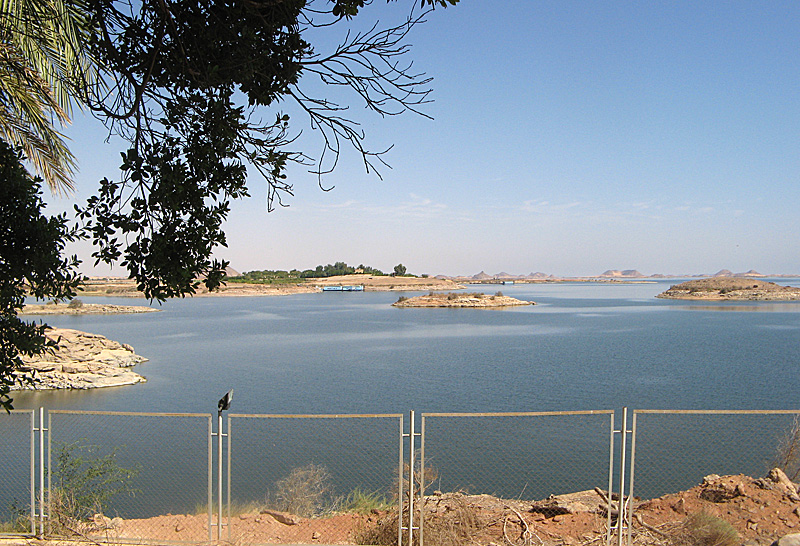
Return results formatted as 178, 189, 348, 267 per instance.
75, 0, 457, 301
0, 140, 83, 411
298, 261, 385, 278
1, 0, 457, 408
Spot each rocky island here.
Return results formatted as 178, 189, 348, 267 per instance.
12, 328, 148, 390
20, 302, 159, 315
657, 278, 800, 301
392, 292, 534, 308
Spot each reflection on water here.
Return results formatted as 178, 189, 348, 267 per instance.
11, 278, 800, 416
679, 303, 800, 312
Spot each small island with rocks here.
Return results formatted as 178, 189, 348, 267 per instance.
20, 301, 160, 315
392, 291, 534, 308
12, 328, 148, 390
656, 278, 800, 301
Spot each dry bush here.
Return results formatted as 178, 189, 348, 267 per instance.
669, 511, 738, 546
355, 496, 484, 546
392, 456, 439, 502
774, 414, 800, 481
272, 464, 333, 518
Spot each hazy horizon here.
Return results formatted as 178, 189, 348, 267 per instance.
45, 2, 800, 279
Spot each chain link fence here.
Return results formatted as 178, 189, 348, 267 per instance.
47, 410, 212, 544
628, 410, 800, 546
0, 410, 34, 536
227, 413, 403, 545
631, 410, 800, 499
5, 407, 800, 546
421, 411, 615, 500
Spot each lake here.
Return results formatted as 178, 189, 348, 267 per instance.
5, 279, 800, 518
12, 279, 800, 414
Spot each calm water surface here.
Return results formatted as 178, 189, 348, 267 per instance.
5, 279, 800, 515
13, 279, 800, 414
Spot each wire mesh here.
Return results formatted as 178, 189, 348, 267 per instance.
422, 411, 615, 500
0, 410, 33, 536
227, 413, 403, 545
631, 410, 800, 500
47, 410, 212, 544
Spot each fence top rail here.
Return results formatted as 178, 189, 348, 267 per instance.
422, 410, 614, 418
47, 410, 213, 418
634, 409, 800, 415
5, 409, 35, 415
229, 413, 404, 419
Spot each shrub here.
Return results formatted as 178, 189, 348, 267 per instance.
494, 291, 504, 297
675, 511, 738, 546
49, 442, 139, 534
396, 296, 408, 303
775, 414, 800, 481
355, 494, 482, 546
341, 488, 392, 514
0, 499, 29, 533
273, 464, 333, 517
67, 298, 84, 309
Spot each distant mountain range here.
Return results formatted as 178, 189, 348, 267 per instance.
434, 268, 798, 281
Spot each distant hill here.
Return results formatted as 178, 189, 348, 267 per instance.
528, 272, 550, 279
599, 269, 644, 278
736, 269, 765, 277
472, 271, 492, 280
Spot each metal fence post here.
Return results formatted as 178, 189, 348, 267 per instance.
207, 415, 213, 542
408, 410, 415, 546
419, 414, 426, 546
615, 407, 631, 546
398, 413, 405, 546
38, 407, 46, 537
400, 410, 419, 546
605, 411, 615, 544
627, 410, 638, 546
27, 410, 35, 535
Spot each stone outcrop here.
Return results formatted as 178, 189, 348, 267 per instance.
20, 303, 159, 315
393, 292, 534, 308
12, 328, 148, 390
657, 278, 800, 301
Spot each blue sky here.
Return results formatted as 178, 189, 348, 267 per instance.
49, 1, 800, 277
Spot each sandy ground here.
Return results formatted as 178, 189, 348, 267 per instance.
12, 471, 795, 546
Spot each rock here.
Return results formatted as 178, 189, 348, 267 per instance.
11, 328, 148, 391
312, 531, 321, 540
767, 468, 800, 502
93, 513, 113, 529
699, 475, 746, 503
530, 490, 607, 518
770, 533, 800, 546
259, 509, 301, 525
392, 292, 534, 308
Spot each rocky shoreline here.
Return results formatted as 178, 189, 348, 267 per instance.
20, 303, 159, 315
393, 292, 534, 308
657, 278, 800, 301
12, 328, 148, 390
